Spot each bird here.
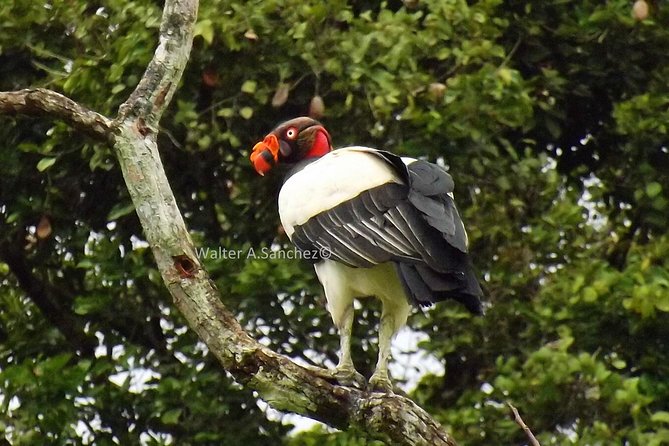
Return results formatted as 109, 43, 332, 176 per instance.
250, 117, 483, 392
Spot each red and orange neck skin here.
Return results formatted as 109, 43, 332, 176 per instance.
250, 126, 332, 176
250, 133, 279, 176
305, 127, 331, 158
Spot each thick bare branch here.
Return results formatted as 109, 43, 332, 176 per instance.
0, 88, 112, 141
115, 0, 198, 129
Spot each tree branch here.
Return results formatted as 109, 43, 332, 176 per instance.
0, 88, 112, 141
115, 0, 199, 129
0, 0, 459, 444
507, 402, 541, 446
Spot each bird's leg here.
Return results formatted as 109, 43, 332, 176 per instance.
332, 304, 366, 388
369, 313, 395, 392
369, 300, 410, 393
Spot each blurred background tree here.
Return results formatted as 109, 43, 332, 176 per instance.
1, 0, 669, 444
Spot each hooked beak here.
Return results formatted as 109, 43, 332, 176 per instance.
250, 133, 280, 176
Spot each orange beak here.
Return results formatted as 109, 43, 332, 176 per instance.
250, 134, 280, 176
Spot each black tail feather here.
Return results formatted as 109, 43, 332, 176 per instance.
396, 262, 483, 314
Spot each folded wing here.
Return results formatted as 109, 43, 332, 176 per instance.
280, 147, 483, 313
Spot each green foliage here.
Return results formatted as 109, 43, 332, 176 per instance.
2, 0, 669, 444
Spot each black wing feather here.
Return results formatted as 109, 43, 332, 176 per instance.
406, 160, 468, 252
288, 150, 483, 312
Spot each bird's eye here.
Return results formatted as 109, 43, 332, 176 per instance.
285, 127, 298, 140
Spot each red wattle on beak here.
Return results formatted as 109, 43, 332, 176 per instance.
250, 134, 280, 176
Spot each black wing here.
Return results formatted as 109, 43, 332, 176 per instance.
290, 150, 483, 312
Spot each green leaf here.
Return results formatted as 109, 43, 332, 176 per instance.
497, 67, 513, 84
646, 182, 662, 198
41, 353, 73, 374
194, 19, 214, 44
107, 202, 136, 221
73, 298, 99, 315
73, 294, 111, 316
655, 294, 669, 312
611, 359, 627, 369
240, 106, 254, 119
241, 80, 257, 94
6, 212, 20, 224
582, 287, 598, 303
198, 134, 212, 149
217, 107, 234, 118
76, 259, 94, 269
571, 275, 585, 293
36, 157, 56, 172
161, 408, 182, 425
652, 411, 669, 424
0, 364, 33, 387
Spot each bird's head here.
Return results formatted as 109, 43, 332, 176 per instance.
250, 117, 332, 176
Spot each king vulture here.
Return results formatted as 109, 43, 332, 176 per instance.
250, 117, 483, 392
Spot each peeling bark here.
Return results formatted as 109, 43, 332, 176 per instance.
0, 0, 459, 444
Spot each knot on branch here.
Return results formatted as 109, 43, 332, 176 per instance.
173, 254, 198, 278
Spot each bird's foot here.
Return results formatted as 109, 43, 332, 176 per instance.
301, 364, 366, 389
368, 374, 394, 393
333, 365, 366, 389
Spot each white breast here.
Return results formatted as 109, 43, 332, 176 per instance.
278, 147, 402, 237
